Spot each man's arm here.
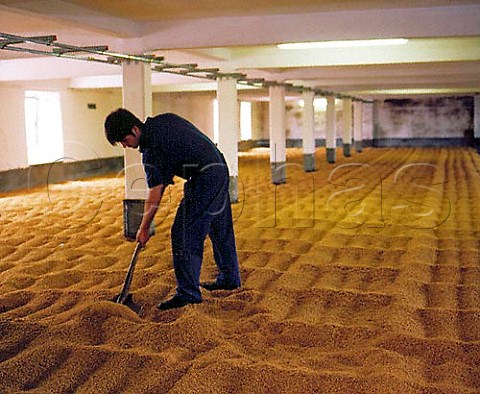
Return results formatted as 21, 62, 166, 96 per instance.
136, 184, 165, 246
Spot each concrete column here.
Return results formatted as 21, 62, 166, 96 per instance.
342, 98, 353, 157
372, 100, 380, 143
122, 61, 152, 199
302, 91, 316, 172
216, 77, 239, 202
474, 95, 480, 153
326, 96, 337, 163
122, 60, 152, 238
269, 85, 286, 184
353, 101, 363, 152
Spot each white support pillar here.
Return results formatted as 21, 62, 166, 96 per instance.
372, 100, 380, 142
122, 61, 152, 199
269, 85, 286, 184
326, 96, 337, 163
122, 61, 152, 238
216, 76, 239, 202
342, 98, 353, 157
302, 91, 316, 172
474, 95, 480, 153
353, 101, 364, 153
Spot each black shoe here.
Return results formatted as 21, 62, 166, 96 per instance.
201, 281, 240, 291
157, 295, 201, 311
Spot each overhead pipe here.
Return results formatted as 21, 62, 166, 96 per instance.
0, 31, 373, 102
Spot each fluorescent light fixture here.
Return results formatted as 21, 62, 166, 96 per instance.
354, 88, 477, 95
278, 38, 409, 50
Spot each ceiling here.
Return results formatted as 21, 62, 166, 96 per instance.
0, 0, 479, 99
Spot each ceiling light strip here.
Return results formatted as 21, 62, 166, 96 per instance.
278, 38, 409, 50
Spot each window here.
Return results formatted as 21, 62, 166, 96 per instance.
299, 98, 328, 111
240, 101, 252, 141
25, 91, 63, 165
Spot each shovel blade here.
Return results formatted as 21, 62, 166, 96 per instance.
111, 293, 144, 315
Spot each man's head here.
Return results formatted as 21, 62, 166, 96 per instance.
104, 108, 143, 148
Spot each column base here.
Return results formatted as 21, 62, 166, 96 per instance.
343, 143, 351, 157
326, 148, 336, 164
303, 153, 316, 172
475, 138, 480, 154
229, 176, 239, 203
271, 162, 287, 184
123, 199, 156, 240
355, 140, 363, 153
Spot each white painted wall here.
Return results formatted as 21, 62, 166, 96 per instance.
251, 101, 264, 140
362, 103, 374, 141
284, 96, 471, 142
62, 88, 123, 161
153, 92, 216, 140
377, 97, 472, 139
472, 95, 479, 139
285, 99, 343, 141
0, 81, 123, 172
0, 87, 28, 170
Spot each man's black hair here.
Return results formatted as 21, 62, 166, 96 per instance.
104, 108, 143, 145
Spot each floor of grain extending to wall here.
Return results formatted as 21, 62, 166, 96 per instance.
0, 147, 479, 394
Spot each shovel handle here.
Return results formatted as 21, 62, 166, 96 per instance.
116, 242, 143, 304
